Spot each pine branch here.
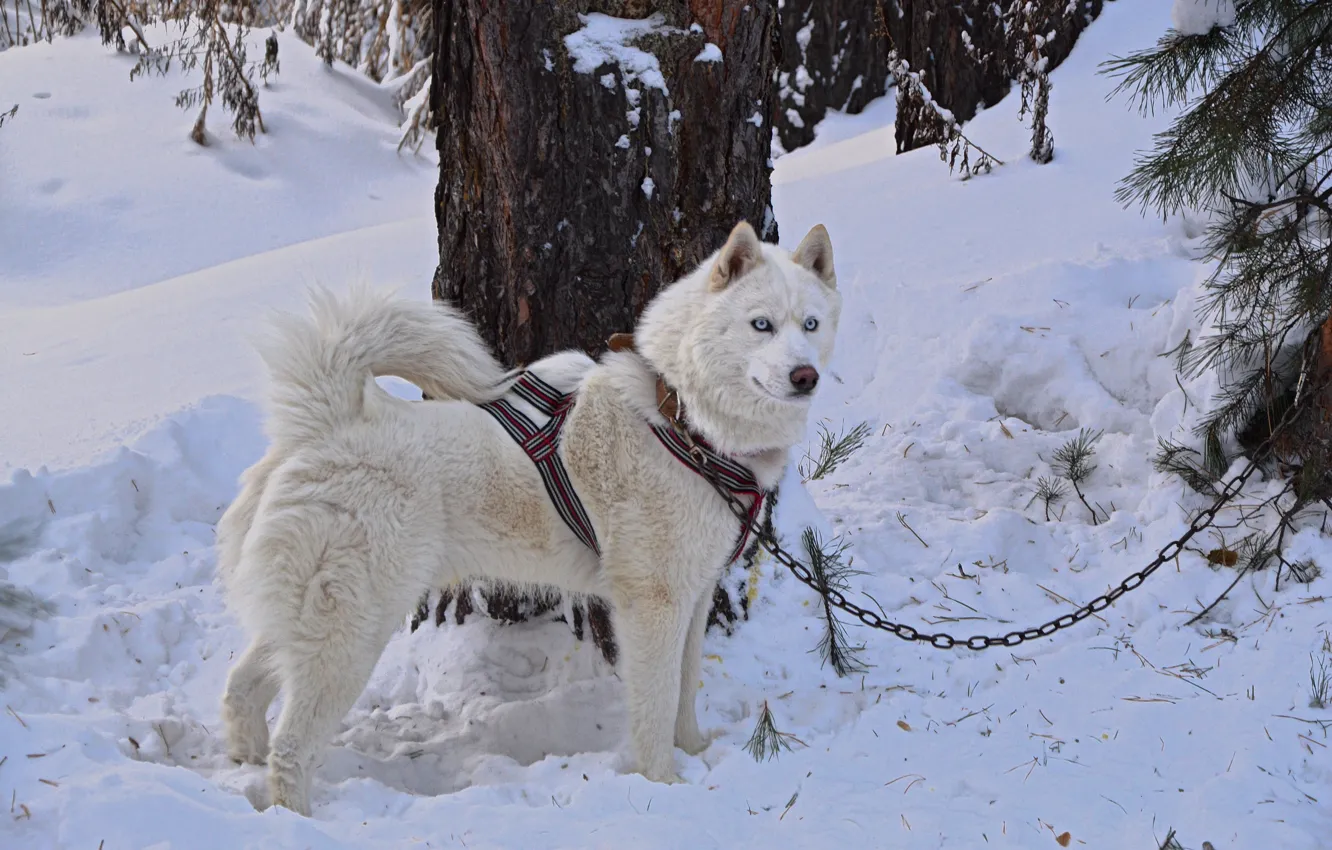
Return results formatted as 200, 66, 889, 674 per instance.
213, 17, 269, 139
1108, 0, 1332, 618
888, 52, 1004, 179
802, 528, 869, 677
1159, 330, 1194, 372
1109, 6, 1332, 218
0, 104, 16, 130
744, 700, 802, 762
800, 421, 871, 482
100, 0, 153, 56
1153, 438, 1220, 497
1187, 481, 1300, 625
1101, 26, 1242, 116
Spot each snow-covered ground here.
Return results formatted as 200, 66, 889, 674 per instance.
2, 3, 1330, 847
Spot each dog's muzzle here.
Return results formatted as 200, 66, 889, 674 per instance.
789, 365, 819, 395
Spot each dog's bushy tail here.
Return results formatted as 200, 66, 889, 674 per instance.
256, 286, 510, 447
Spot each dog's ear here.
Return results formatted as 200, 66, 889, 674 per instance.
709, 221, 763, 292
793, 224, 836, 289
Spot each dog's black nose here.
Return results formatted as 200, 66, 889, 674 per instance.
789, 365, 819, 395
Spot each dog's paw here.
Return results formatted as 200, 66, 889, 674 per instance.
227, 736, 271, 766
223, 711, 271, 765
621, 754, 685, 785
674, 726, 718, 756
646, 769, 687, 786
268, 769, 312, 817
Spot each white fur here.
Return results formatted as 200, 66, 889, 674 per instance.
217, 222, 842, 815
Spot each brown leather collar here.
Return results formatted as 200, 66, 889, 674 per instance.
607, 332, 683, 425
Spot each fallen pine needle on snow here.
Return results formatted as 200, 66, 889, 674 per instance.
896, 513, 929, 547
0, 3, 1329, 846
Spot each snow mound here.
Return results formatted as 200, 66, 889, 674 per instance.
3, 0, 1332, 847
1173, 0, 1237, 36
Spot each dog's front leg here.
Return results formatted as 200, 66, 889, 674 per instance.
610, 579, 691, 784
674, 590, 714, 755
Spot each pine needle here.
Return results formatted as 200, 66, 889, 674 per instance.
801, 421, 871, 482
744, 700, 801, 762
1152, 438, 1220, 497
802, 528, 869, 677
1202, 425, 1227, 479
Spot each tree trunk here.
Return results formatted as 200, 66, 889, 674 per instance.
421, 0, 779, 663
770, 1, 1107, 158
431, 0, 778, 366
887, 0, 1105, 153
774, 0, 891, 154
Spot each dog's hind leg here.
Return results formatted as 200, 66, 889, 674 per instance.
674, 591, 714, 756
610, 579, 692, 784
221, 637, 280, 765
266, 622, 392, 816
215, 448, 283, 588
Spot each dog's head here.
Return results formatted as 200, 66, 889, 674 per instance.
637, 220, 842, 456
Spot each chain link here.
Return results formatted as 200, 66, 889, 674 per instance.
675, 422, 1274, 652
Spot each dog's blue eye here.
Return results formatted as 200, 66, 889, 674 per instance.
751, 318, 773, 332
804, 317, 819, 332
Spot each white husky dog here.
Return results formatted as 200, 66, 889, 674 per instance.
216, 220, 841, 815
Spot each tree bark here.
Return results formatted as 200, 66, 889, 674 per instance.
423, 0, 778, 662
771, 1, 1107, 157
431, 0, 778, 366
888, 0, 1105, 153
774, 0, 891, 154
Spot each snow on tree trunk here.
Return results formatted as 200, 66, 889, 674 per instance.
432, 0, 777, 366
888, 0, 1104, 154
423, 0, 779, 663
773, 0, 890, 154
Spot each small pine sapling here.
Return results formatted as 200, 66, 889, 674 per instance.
802, 528, 868, 677
394, 60, 434, 153
162, 8, 281, 144
887, 53, 1003, 179
800, 421, 871, 482
1032, 475, 1068, 521
744, 700, 801, 762
1010, 0, 1061, 163
1050, 428, 1105, 524
0, 104, 16, 130
13, 0, 282, 142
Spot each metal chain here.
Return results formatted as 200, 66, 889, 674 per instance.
673, 422, 1273, 651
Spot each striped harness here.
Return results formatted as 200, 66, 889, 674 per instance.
478, 371, 766, 565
